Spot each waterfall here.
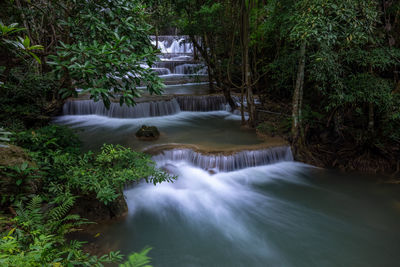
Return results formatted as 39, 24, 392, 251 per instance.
149, 35, 207, 77
63, 99, 181, 118
152, 61, 186, 74
63, 95, 231, 117
151, 68, 171, 75
152, 146, 294, 172
150, 36, 194, 54
174, 63, 207, 75
176, 95, 228, 111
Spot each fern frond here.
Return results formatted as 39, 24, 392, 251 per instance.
48, 196, 75, 221
119, 247, 152, 267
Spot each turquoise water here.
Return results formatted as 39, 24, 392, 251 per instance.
94, 162, 400, 267
55, 111, 262, 151
56, 87, 400, 267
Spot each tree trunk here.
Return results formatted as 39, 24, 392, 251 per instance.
155, 27, 159, 49
368, 102, 374, 132
207, 64, 215, 92
203, 34, 217, 93
193, 37, 198, 61
368, 65, 374, 133
240, 0, 256, 127
15, 0, 33, 44
189, 34, 234, 102
291, 40, 306, 143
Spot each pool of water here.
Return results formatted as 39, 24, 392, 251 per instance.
54, 111, 263, 151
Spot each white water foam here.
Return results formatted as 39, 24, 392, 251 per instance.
124, 161, 312, 264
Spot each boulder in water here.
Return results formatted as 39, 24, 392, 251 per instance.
135, 125, 160, 141
207, 169, 217, 175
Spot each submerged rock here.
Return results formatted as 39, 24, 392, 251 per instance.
135, 125, 160, 141
207, 169, 217, 175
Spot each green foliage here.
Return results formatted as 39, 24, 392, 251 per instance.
12, 125, 173, 205
1, 126, 165, 266
344, 73, 393, 111
0, 22, 43, 63
13, 125, 81, 155
0, 162, 40, 204
0, 22, 24, 36
256, 117, 291, 136
0, 124, 165, 266
0, 69, 58, 130
120, 247, 152, 267
289, 0, 377, 45
47, 0, 164, 108
11, 125, 81, 189
0, 195, 124, 266
0, 21, 48, 129
66, 144, 174, 205
145, 0, 176, 34
267, 50, 298, 98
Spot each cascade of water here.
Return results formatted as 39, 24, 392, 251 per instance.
152, 146, 294, 172
149, 35, 207, 76
152, 61, 186, 74
174, 63, 207, 75
63, 95, 230, 118
151, 68, 171, 75
150, 36, 194, 54
232, 95, 261, 107
63, 99, 181, 118
176, 95, 228, 111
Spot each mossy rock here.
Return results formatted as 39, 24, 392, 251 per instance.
135, 125, 160, 141
0, 145, 31, 167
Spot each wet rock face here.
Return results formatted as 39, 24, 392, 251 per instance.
135, 125, 160, 141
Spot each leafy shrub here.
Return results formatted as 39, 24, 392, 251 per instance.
0, 69, 57, 130
120, 247, 153, 267
12, 125, 173, 205
256, 117, 291, 136
47, 0, 164, 108
13, 125, 81, 155
2, 126, 170, 266
0, 195, 124, 266
0, 162, 41, 205
65, 144, 174, 204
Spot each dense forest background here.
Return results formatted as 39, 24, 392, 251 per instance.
2, 0, 400, 172
150, 0, 400, 173
0, 0, 400, 265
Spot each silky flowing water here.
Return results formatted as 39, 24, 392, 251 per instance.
56, 106, 400, 267
55, 35, 400, 266
104, 164, 400, 267
55, 111, 261, 151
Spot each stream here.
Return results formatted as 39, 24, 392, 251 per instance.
55, 35, 400, 267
